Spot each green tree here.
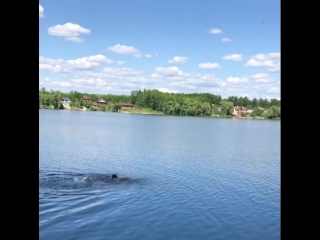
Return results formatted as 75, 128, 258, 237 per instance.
220, 100, 234, 115
263, 106, 280, 119
250, 108, 264, 117
252, 98, 258, 108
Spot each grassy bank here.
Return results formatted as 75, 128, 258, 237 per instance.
123, 107, 164, 115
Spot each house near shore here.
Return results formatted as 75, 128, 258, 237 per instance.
93, 99, 108, 107
61, 97, 71, 105
82, 95, 91, 103
115, 102, 134, 108
233, 106, 246, 117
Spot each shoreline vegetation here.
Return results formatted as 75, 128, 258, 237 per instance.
39, 87, 280, 120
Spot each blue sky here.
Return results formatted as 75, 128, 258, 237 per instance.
39, 0, 280, 99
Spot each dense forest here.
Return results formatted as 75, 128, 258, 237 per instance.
39, 87, 281, 119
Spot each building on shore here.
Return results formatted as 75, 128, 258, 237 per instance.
233, 106, 246, 117
115, 103, 134, 109
82, 95, 91, 103
93, 99, 107, 107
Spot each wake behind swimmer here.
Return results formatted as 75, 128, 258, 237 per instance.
81, 174, 129, 183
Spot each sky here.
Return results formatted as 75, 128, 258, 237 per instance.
39, 0, 280, 99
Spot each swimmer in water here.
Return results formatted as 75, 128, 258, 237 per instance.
111, 174, 129, 180
82, 174, 129, 182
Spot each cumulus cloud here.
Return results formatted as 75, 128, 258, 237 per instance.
150, 66, 226, 92
168, 56, 189, 64
253, 83, 280, 95
169, 74, 226, 91
66, 54, 113, 69
39, 77, 72, 88
198, 62, 221, 69
222, 38, 232, 42
39, 4, 44, 18
48, 23, 90, 43
251, 73, 273, 83
152, 66, 183, 78
39, 54, 113, 72
223, 54, 243, 61
39, 64, 69, 73
245, 53, 280, 72
227, 77, 249, 84
69, 69, 158, 92
117, 61, 125, 66
39, 54, 281, 99
108, 44, 142, 57
209, 28, 223, 34
101, 67, 141, 77
145, 54, 153, 58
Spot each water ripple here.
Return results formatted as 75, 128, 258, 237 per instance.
40, 110, 280, 240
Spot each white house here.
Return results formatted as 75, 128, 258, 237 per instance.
61, 97, 71, 105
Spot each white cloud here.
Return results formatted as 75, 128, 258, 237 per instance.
157, 88, 179, 93
268, 87, 279, 93
245, 53, 280, 72
39, 54, 113, 72
39, 57, 68, 73
223, 54, 243, 61
199, 62, 221, 69
39, 64, 68, 73
39, 77, 72, 88
39, 4, 44, 18
222, 38, 232, 42
66, 54, 113, 69
227, 77, 249, 84
209, 28, 223, 34
253, 83, 280, 95
48, 23, 90, 43
251, 73, 273, 83
168, 56, 189, 64
152, 66, 183, 78
39, 77, 51, 83
108, 44, 142, 57
66, 37, 83, 43
101, 67, 141, 77
169, 74, 226, 91
151, 66, 226, 92
145, 54, 153, 58
117, 61, 125, 66
70, 68, 158, 90
39, 54, 281, 99
39, 56, 64, 65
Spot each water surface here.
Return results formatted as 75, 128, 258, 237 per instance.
39, 110, 280, 240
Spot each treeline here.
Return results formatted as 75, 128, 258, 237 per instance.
131, 89, 280, 108
130, 89, 280, 118
39, 88, 64, 109
39, 87, 281, 119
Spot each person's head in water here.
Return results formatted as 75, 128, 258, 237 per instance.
111, 174, 118, 180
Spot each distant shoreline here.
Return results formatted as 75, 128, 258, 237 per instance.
39, 108, 280, 120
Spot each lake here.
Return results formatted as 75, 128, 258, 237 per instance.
39, 109, 280, 240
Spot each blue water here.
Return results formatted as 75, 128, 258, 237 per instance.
39, 110, 280, 240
